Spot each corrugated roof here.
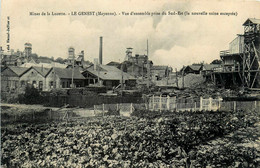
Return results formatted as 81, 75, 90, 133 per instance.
85, 65, 136, 80
8, 66, 29, 76
52, 67, 85, 79
243, 18, 260, 26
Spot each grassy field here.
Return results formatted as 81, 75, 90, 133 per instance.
1, 107, 260, 167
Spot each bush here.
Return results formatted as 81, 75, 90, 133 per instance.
18, 86, 46, 104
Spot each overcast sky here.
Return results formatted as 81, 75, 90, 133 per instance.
1, 0, 260, 69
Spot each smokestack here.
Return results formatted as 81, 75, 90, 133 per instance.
99, 36, 103, 65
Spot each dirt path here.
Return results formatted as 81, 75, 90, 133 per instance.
1, 103, 59, 110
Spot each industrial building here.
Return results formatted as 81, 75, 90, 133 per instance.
213, 18, 260, 88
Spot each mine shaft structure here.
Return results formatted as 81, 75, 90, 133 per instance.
213, 18, 260, 89
242, 19, 260, 88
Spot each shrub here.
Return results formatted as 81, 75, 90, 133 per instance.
18, 86, 45, 104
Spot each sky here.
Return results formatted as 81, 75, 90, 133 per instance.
0, 0, 260, 69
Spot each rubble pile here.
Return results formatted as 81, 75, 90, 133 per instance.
175, 74, 205, 88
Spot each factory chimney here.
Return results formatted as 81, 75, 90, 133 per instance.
99, 36, 103, 65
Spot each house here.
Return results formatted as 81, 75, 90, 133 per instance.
19, 66, 51, 91
118, 61, 148, 77
82, 64, 136, 88
1, 66, 28, 92
201, 64, 221, 76
36, 57, 54, 64
182, 65, 202, 74
45, 67, 85, 89
1, 54, 19, 66
151, 65, 172, 80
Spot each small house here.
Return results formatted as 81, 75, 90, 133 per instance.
82, 64, 136, 89
45, 67, 85, 90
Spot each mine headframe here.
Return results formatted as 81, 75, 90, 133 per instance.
241, 18, 260, 88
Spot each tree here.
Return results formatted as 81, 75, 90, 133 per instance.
211, 59, 222, 64
55, 57, 65, 64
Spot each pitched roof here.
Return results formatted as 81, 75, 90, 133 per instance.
76, 56, 83, 62
8, 66, 29, 76
243, 18, 260, 26
107, 61, 121, 66
37, 57, 53, 64
202, 64, 220, 71
1, 55, 19, 61
189, 65, 202, 71
151, 65, 168, 70
19, 66, 51, 77
84, 64, 136, 80
51, 67, 85, 80
32, 66, 51, 76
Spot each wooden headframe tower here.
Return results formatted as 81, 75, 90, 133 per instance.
242, 18, 260, 88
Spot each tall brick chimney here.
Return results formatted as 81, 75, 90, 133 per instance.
99, 36, 103, 65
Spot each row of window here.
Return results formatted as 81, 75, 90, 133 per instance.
4, 79, 81, 90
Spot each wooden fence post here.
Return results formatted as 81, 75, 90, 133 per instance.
233, 101, 236, 111
176, 98, 178, 112
167, 95, 170, 110
49, 109, 52, 120
209, 97, 212, 111
152, 95, 155, 111
218, 98, 221, 110
130, 103, 133, 113
194, 102, 197, 111
200, 97, 203, 111
159, 95, 162, 113
94, 105, 96, 116
102, 104, 105, 116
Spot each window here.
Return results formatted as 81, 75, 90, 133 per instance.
32, 81, 37, 88
39, 81, 43, 90
53, 81, 56, 88
20, 80, 25, 87
50, 81, 54, 88
62, 82, 65, 88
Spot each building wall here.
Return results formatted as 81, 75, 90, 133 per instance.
45, 70, 61, 90
46, 69, 85, 90
126, 65, 146, 77
1, 68, 21, 92
20, 68, 46, 91
229, 36, 244, 54
151, 69, 167, 78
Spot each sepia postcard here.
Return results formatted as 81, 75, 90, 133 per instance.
1, 0, 260, 167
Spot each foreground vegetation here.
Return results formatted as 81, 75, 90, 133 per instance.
1, 109, 260, 167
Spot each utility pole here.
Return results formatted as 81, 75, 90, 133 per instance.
182, 66, 184, 89
175, 68, 179, 88
121, 63, 124, 90
146, 39, 150, 88
71, 51, 75, 88
147, 39, 149, 57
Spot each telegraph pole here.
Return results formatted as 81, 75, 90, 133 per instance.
71, 52, 75, 88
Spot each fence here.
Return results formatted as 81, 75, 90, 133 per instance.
148, 95, 260, 112
93, 96, 259, 116
94, 103, 147, 116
